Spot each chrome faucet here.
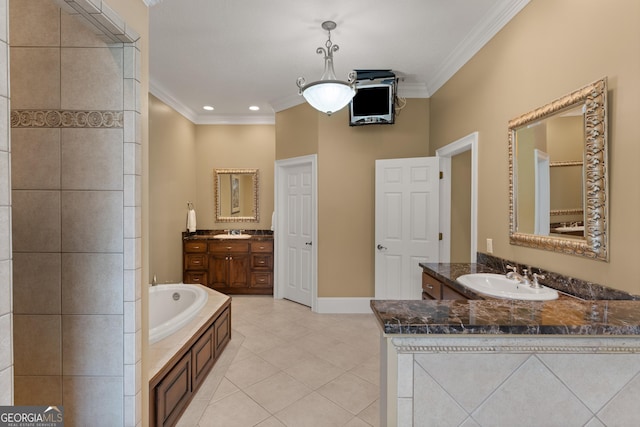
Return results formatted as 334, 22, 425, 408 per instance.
531, 272, 545, 289
506, 265, 546, 288
152, 274, 158, 286
505, 265, 531, 286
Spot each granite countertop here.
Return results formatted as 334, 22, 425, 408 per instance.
183, 230, 273, 240
371, 262, 640, 336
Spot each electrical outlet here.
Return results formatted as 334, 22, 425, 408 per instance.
486, 238, 493, 254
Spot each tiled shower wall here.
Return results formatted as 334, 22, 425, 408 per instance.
9, 0, 142, 425
0, 0, 10, 407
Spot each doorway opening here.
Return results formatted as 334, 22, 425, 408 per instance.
436, 132, 478, 263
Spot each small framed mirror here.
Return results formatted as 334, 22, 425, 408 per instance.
214, 168, 259, 222
508, 78, 608, 260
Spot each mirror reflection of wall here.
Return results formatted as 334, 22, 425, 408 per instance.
218, 173, 255, 217
214, 169, 259, 222
515, 104, 585, 238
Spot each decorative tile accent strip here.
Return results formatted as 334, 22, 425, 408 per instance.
395, 345, 640, 354
11, 110, 124, 128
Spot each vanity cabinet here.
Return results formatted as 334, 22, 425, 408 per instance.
422, 271, 468, 300
208, 241, 251, 291
250, 241, 274, 290
183, 236, 273, 295
183, 241, 208, 285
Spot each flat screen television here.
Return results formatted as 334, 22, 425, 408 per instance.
349, 82, 395, 126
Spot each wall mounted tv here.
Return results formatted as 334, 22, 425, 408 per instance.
349, 80, 396, 126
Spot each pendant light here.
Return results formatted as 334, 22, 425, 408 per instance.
296, 21, 356, 115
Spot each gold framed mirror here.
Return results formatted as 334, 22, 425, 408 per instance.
508, 78, 608, 261
214, 168, 259, 223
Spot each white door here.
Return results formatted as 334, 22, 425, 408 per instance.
280, 162, 314, 306
375, 157, 440, 299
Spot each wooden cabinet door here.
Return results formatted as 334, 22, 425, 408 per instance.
191, 326, 214, 391
208, 254, 229, 289
214, 307, 231, 355
154, 352, 192, 427
228, 254, 249, 288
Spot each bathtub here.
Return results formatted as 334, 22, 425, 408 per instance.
149, 283, 208, 344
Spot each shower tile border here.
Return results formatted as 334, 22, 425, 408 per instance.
10, 109, 123, 128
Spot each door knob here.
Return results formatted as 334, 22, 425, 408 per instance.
377, 244, 387, 250
305, 242, 312, 246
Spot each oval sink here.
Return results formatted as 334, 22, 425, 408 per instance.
456, 273, 559, 301
213, 234, 252, 239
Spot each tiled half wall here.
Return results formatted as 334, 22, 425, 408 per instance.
8, 0, 142, 426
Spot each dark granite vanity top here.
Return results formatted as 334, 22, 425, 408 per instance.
371, 255, 640, 336
183, 230, 273, 241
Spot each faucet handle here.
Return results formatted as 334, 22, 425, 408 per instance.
506, 264, 518, 273
531, 273, 545, 289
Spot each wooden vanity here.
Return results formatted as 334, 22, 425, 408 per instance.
183, 232, 274, 295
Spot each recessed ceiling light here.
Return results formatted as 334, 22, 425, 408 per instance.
249, 106, 260, 111
203, 105, 214, 111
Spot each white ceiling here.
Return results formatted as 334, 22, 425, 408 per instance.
149, 0, 529, 124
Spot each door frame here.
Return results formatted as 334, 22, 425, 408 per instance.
274, 154, 318, 311
436, 132, 478, 263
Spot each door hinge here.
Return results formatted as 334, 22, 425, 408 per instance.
439, 171, 443, 179
438, 232, 443, 241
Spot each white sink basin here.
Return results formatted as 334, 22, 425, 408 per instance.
456, 273, 559, 301
213, 234, 252, 239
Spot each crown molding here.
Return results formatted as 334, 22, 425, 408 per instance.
426, 0, 530, 95
150, 79, 275, 125
149, 78, 198, 123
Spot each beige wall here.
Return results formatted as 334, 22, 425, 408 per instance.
149, 95, 275, 283
149, 94, 196, 282
195, 125, 275, 231
430, 0, 640, 294
276, 98, 430, 297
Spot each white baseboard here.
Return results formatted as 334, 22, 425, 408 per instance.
315, 297, 373, 314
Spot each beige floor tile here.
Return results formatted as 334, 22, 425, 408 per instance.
178, 296, 382, 426
225, 354, 280, 389
318, 372, 379, 415
257, 342, 314, 371
274, 392, 354, 427
314, 341, 372, 371
208, 377, 240, 404
350, 356, 381, 386
284, 354, 345, 390
345, 417, 373, 427
198, 391, 270, 427
255, 417, 287, 427
245, 371, 312, 413
175, 398, 208, 427
358, 399, 380, 427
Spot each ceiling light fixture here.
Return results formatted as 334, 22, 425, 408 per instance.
296, 21, 356, 115
203, 105, 214, 111
249, 106, 260, 111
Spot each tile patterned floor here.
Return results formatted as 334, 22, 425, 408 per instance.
176, 296, 381, 427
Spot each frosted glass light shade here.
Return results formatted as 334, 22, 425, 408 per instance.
301, 80, 356, 115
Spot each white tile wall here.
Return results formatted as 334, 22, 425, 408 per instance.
0, 0, 11, 406
8, 0, 142, 424
385, 336, 640, 426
